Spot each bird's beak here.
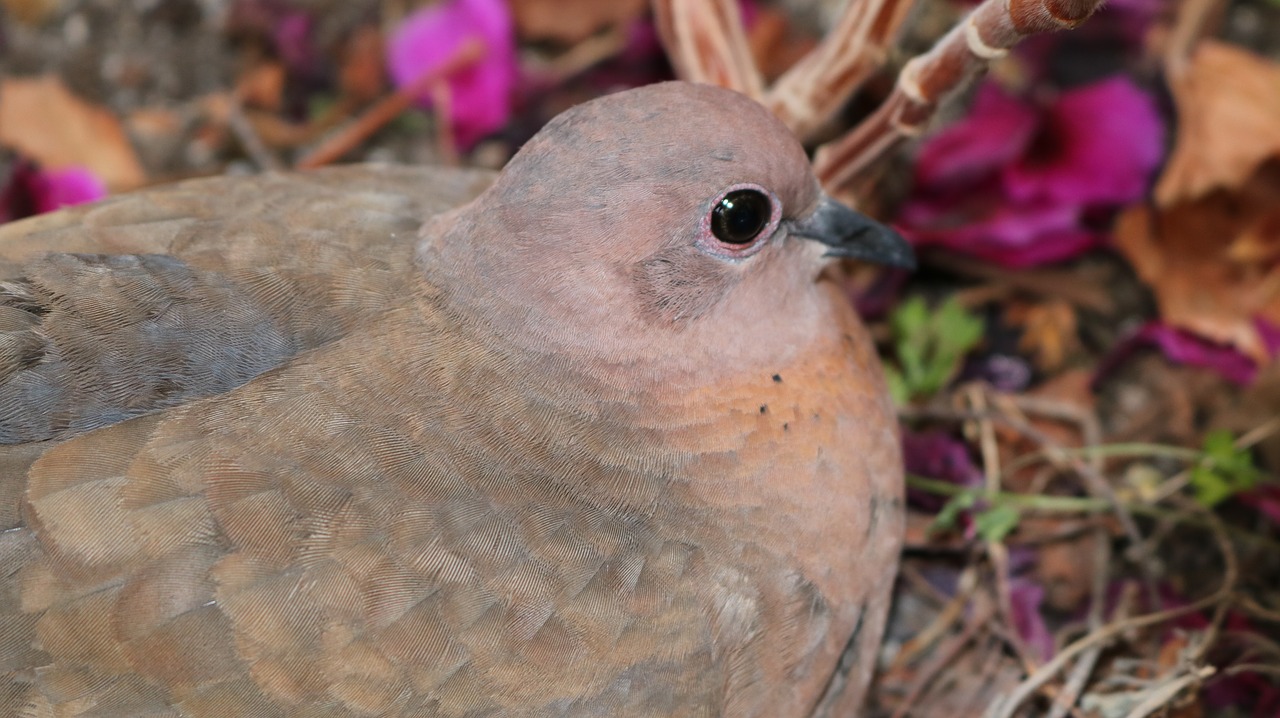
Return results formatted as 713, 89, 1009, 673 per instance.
789, 194, 916, 270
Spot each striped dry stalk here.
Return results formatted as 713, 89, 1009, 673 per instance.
653, 0, 1107, 197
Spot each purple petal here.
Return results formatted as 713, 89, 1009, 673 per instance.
1009, 577, 1054, 661
958, 354, 1033, 393
34, 167, 107, 213
913, 83, 1039, 191
1239, 485, 1280, 527
1095, 322, 1258, 386
2, 162, 105, 223
273, 11, 316, 75
1254, 317, 1280, 358
1003, 77, 1164, 206
898, 196, 1103, 268
903, 430, 983, 511
387, 0, 517, 150
897, 80, 1157, 268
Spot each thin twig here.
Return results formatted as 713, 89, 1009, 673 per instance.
651, 0, 764, 100
1163, 0, 1229, 77
890, 591, 996, 718
985, 590, 1230, 718
965, 387, 1042, 676
295, 37, 485, 170
814, 0, 1106, 191
1121, 666, 1215, 718
1045, 527, 1110, 718
227, 97, 284, 172
766, 0, 916, 139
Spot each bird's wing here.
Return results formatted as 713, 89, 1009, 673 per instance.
1, 302, 720, 717
0, 165, 494, 443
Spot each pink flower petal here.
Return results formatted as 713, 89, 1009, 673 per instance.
1239, 484, 1280, 527
34, 166, 107, 213
899, 77, 1165, 268
1009, 577, 1054, 662
1095, 322, 1258, 386
902, 430, 983, 512
899, 196, 1102, 268
1254, 317, 1280, 358
1003, 77, 1164, 206
2, 162, 106, 223
387, 0, 517, 150
913, 84, 1039, 191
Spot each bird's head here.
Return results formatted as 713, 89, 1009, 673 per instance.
419, 81, 913, 372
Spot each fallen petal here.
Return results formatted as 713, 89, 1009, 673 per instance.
387, 0, 518, 150
1003, 77, 1164, 207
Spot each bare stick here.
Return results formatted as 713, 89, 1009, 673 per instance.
814, 0, 1105, 191
766, 0, 916, 140
651, 0, 765, 101
295, 38, 485, 170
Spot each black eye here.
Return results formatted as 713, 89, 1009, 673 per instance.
711, 189, 772, 245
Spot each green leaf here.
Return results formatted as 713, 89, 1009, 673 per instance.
887, 295, 985, 401
929, 490, 976, 535
974, 504, 1020, 542
1189, 430, 1261, 508
884, 367, 909, 406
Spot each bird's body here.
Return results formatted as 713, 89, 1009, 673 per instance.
0, 83, 906, 717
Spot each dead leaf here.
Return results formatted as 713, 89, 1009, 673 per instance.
1156, 41, 1280, 207
1115, 163, 1280, 363
1022, 516, 1099, 613
236, 62, 287, 112
2, 0, 62, 25
0, 75, 146, 191
339, 26, 387, 105
1006, 299, 1079, 372
509, 0, 647, 44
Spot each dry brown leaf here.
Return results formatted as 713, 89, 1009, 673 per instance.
340, 26, 387, 105
0, 75, 146, 191
1005, 299, 1079, 372
2, 0, 62, 25
236, 62, 287, 112
1156, 40, 1280, 207
1115, 163, 1280, 363
1020, 515, 1098, 613
509, 0, 647, 44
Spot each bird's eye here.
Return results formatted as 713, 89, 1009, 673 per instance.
711, 189, 772, 245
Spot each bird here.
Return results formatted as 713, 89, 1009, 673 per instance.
0, 81, 912, 717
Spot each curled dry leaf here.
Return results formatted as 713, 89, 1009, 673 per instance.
1156, 41, 1280, 207
1115, 163, 1280, 365
1006, 298, 1079, 372
0, 75, 146, 191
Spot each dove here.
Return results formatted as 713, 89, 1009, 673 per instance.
0, 81, 911, 717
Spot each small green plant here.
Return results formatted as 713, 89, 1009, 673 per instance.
1189, 429, 1260, 507
884, 295, 985, 403
928, 488, 1022, 542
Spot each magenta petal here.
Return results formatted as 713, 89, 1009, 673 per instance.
34, 167, 107, 213
387, 0, 517, 150
1096, 322, 1259, 386
899, 197, 1102, 267
1142, 323, 1258, 385
1239, 485, 1280, 527
914, 83, 1039, 190
1254, 317, 1280, 359
902, 430, 983, 512
1009, 577, 1054, 662
1003, 77, 1164, 206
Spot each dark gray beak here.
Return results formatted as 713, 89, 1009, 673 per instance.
789, 195, 916, 270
